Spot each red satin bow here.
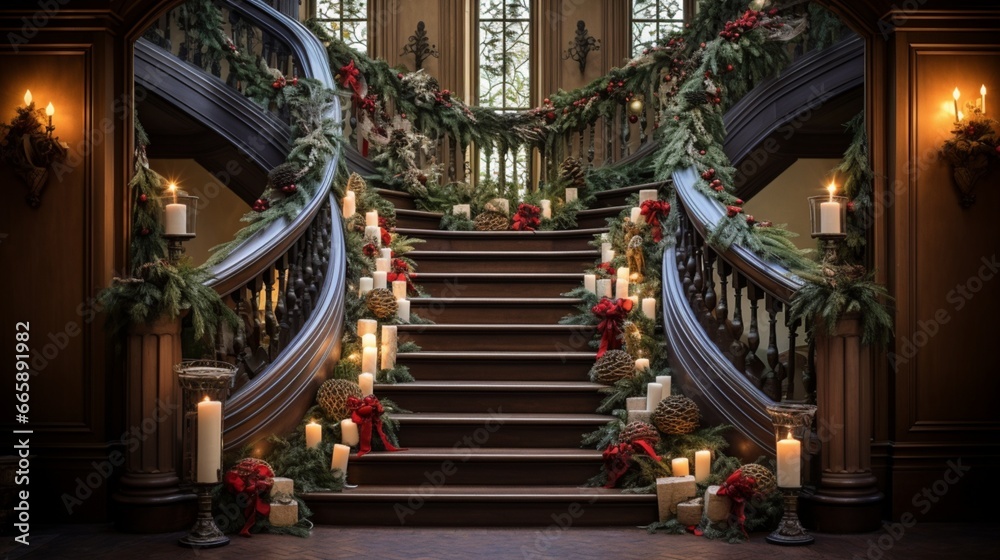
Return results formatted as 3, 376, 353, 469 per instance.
347, 395, 405, 457
717, 468, 758, 537
338, 60, 363, 97
640, 200, 671, 242
511, 203, 541, 231
223, 459, 274, 537
602, 439, 661, 488
591, 297, 634, 357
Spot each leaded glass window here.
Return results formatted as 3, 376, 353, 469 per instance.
477, 0, 531, 190
316, 0, 368, 53
632, 0, 685, 56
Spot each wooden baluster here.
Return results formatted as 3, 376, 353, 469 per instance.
639, 101, 648, 145
263, 266, 277, 360
684, 231, 697, 300
511, 146, 518, 190
276, 255, 288, 354
578, 127, 585, 162
620, 106, 629, 159
805, 327, 816, 404
785, 315, 801, 401
292, 237, 305, 333
728, 273, 746, 372
703, 249, 718, 320
691, 237, 704, 311
605, 114, 614, 166
587, 124, 596, 168
302, 226, 315, 318
746, 285, 762, 387
680, 230, 694, 296
231, 291, 247, 363
716, 261, 730, 342
247, 277, 262, 358
448, 136, 456, 182
764, 294, 782, 401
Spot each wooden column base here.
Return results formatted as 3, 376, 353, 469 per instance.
113, 488, 196, 533
800, 476, 883, 533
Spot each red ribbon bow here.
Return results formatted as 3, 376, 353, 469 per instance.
223, 458, 274, 537
717, 468, 758, 537
511, 203, 541, 231
337, 60, 363, 97
591, 297, 634, 357
640, 200, 671, 242
602, 439, 662, 488
387, 258, 417, 294
347, 395, 405, 457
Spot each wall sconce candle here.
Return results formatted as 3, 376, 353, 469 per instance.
3, 89, 68, 207
981, 84, 987, 115
954, 87, 961, 121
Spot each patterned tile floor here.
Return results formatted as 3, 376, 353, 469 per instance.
3, 523, 998, 560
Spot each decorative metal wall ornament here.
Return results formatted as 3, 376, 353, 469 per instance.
563, 20, 601, 74
0, 90, 68, 208
400, 21, 439, 71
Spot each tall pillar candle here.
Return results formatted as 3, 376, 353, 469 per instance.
331, 443, 350, 474
565, 188, 578, 202
776, 431, 801, 487
361, 333, 377, 349
380, 325, 397, 370
196, 396, 222, 483
341, 419, 360, 446
361, 347, 377, 375
617, 267, 629, 281
695, 450, 711, 483
646, 382, 663, 412
358, 277, 374, 296
596, 279, 611, 300
584, 274, 596, 294
615, 278, 629, 300
380, 248, 392, 260
375, 258, 390, 272
305, 420, 322, 449
364, 225, 381, 246
397, 299, 411, 322
365, 211, 379, 227
342, 191, 356, 218
656, 375, 672, 397
373, 271, 387, 289
639, 189, 658, 203
392, 280, 407, 300
671, 457, 690, 477
629, 206, 642, 223
357, 319, 378, 337
635, 358, 650, 373
165, 203, 187, 236
358, 372, 374, 396
602, 249, 615, 263
642, 298, 656, 320
820, 200, 841, 234
452, 204, 471, 218
540, 199, 552, 219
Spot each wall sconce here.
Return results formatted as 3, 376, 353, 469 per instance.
0, 90, 68, 208
399, 21, 439, 71
942, 83, 998, 208
563, 20, 601, 74
160, 182, 199, 262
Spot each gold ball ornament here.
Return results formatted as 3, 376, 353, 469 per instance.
628, 97, 645, 115
652, 395, 701, 435
316, 379, 363, 420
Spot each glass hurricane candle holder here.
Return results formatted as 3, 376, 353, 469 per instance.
766, 403, 817, 546
159, 190, 199, 262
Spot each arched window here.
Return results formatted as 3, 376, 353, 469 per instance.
315, 0, 368, 53
632, 0, 690, 56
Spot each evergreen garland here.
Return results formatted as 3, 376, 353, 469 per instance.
837, 112, 874, 263
788, 269, 893, 347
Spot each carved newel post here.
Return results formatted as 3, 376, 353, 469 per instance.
800, 313, 883, 532
113, 315, 194, 532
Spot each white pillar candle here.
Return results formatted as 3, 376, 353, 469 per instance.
165, 203, 187, 236
364, 225, 382, 246
452, 204, 471, 218
361, 347, 377, 375
645, 382, 662, 412
820, 200, 841, 234
628, 295, 639, 308
331, 443, 350, 473
981, 84, 987, 116
639, 189, 658, 203
626, 397, 647, 411
656, 375, 672, 397
357, 318, 378, 337
392, 280, 408, 300
375, 258, 390, 272
630, 206, 642, 223
671, 457, 690, 477
695, 450, 711, 483
365, 211, 379, 227
615, 278, 629, 300
777, 431, 801, 488
596, 279, 610, 300
196, 396, 222, 483
635, 358, 650, 373
565, 188, 578, 202
361, 333, 377, 349
341, 419, 360, 446
583, 274, 596, 294
616, 267, 629, 281
380, 326, 397, 370
373, 271, 387, 289
381, 325, 397, 352
380, 248, 392, 260
642, 298, 656, 320
359, 277, 374, 296
396, 299, 410, 322
342, 191, 356, 218
602, 249, 615, 263
540, 199, 552, 219
358, 372, 374, 396
305, 420, 322, 449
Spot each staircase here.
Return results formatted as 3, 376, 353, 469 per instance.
303, 186, 660, 526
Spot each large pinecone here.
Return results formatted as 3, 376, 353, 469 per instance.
474, 210, 510, 231
366, 288, 398, 319
317, 379, 363, 420
652, 395, 701, 435
590, 349, 635, 384
619, 421, 660, 446
269, 163, 299, 189
560, 157, 585, 190
739, 463, 777, 495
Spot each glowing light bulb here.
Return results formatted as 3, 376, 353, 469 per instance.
45, 102, 54, 117
953, 87, 961, 101
23, 90, 32, 105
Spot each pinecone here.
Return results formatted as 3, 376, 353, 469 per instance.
619, 421, 660, 446
560, 157, 585, 190
345, 172, 367, 194
652, 395, 701, 435
739, 463, 778, 496
590, 349, 635, 384
269, 163, 299, 190
366, 288, 398, 319
474, 210, 510, 231
316, 379, 363, 420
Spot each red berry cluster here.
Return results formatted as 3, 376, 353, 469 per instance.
253, 198, 269, 212
726, 205, 743, 217
719, 9, 782, 42
746, 215, 756, 226
435, 89, 453, 108
138, 193, 148, 203
281, 184, 297, 194
272, 76, 287, 89
702, 168, 726, 192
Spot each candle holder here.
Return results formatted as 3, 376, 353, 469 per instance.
765, 403, 817, 546
176, 360, 236, 548
807, 195, 847, 268
159, 189, 199, 263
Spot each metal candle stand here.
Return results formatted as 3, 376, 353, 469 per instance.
766, 403, 817, 546
176, 360, 236, 549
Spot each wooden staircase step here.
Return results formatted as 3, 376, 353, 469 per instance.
303, 485, 657, 526
377, 188, 417, 210
409, 297, 582, 324
397, 324, 596, 352
376, 380, 605, 414
593, 182, 665, 207
347, 447, 603, 487
415, 272, 584, 298
395, 208, 444, 229
394, 227, 606, 252
397, 351, 595, 381
575, 205, 627, 229
407, 249, 598, 273
390, 411, 608, 447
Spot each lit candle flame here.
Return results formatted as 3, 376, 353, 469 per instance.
787, 429, 793, 439
169, 182, 177, 204
827, 182, 836, 202
202, 395, 211, 402
954, 87, 961, 122
982, 84, 987, 115
982, 84, 987, 96
958, 110, 964, 122
953, 87, 961, 101
23, 90, 32, 106
45, 102, 54, 117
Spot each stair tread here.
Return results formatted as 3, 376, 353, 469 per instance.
398, 351, 594, 359
395, 227, 608, 238
410, 297, 581, 303
352, 447, 602, 461
408, 250, 598, 257
397, 324, 589, 332
417, 272, 584, 279
593, 182, 662, 201
304, 485, 651, 501
577, 205, 627, 216
376, 380, 603, 391
390, 411, 609, 423
396, 208, 443, 217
